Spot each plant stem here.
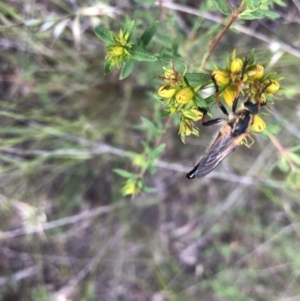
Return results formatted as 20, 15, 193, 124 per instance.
201, 1, 245, 68
268, 134, 296, 170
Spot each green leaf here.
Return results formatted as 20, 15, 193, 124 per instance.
239, 10, 266, 19
273, 0, 286, 7
195, 95, 208, 109
140, 117, 156, 130
140, 21, 159, 46
130, 45, 157, 61
285, 171, 300, 190
124, 20, 135, 39
213, 0, 231, 15
248, 49, 255, 65
277, 157, 290, 173
151, 144, 166, 157
245, 0, 260, 9
143, 186, 157, 193
113, 169, 135, 178
0, 2, 22, 20
94, 26, 114, 44
263, 10, 280, 19
185, 73, 212, 86
124, 151, 138, 159
161, 109, 172, 118
120, 60, 135, 80
104, 61, 114, 75
133, 0, 155, 3
288, 153, 300, 166
182, 109, 199, 120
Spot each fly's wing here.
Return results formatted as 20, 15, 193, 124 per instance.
186, 126, 239, 179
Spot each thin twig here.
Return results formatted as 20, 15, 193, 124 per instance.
0, 202, 124, 240
2, 145, 285, 188
234, 221, 300, 266
268, 134, 296, 170
0, 266, 38, 286
201, 13, 239, 68
155, 1, 300, 58
53, 226, 127, 301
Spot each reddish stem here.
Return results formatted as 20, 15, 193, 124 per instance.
201, 1, 245, 69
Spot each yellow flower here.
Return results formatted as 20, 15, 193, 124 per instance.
223, 85, 237, 107
264, 80, 280, 93
231, 58, 243, 73
133, 154, 144, 167
121, 179, 140, 197
112, 46, 124, 56
175, 87, 194, 104
158, 85, 176, 98
247, 64, 264, 80
212, 69, 230, 85
251, 115, 266, 132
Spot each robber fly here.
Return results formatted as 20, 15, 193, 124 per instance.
186, 76, 271, 179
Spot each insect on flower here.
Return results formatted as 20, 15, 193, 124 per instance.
186, 76, 271, 179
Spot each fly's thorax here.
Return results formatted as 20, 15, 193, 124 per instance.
229, 111, 252, 137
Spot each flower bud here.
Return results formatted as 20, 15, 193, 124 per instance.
212, 69, 230, 85
231, 58, 243, 73
182, 108, 203, 121
163, 67, 176, 81
179, 120, 191, 136
133, 154, 144, 167
176, 87, 194, 104
121, 179, 140, 197
264, 80, 280, 93
247, 64, 264, 80
251, 115, 266, 132
112, 46, 124, 56
223, 85, 237, 107
158, 85, 176, 98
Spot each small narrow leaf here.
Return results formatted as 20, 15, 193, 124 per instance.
133, 0, 155, 3
40, 19, 56, 31
239, 10, 266, 19
161, 109, 172, 118
143, 186, 157, 193
213, 0, 232, 15
248, 49, 255, 65
277, 157, 290, 172
245, 0, 260, 9
53, 18, 70, 39
94, 26, 114, 44
263, 10, 279, 19
185, 73, 212, 86
141, 117, 156, 130
204, 94, 217, 106
285, 171, 300, 190
130, 45, 157, 61
72, 15, 81, 50
124, 20, 135, 38
120, 60, 135, 80
140, 21, 159, 46
288, 153, 300, 166
0, 2, 23, 20
104, 61, 114, 74
114, 169, 135, 178
195, 95, 208, 109
182, 110, 199, 120
151, 144, 166, 157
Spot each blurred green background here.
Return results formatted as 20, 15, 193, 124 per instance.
0, 1, 300, 300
